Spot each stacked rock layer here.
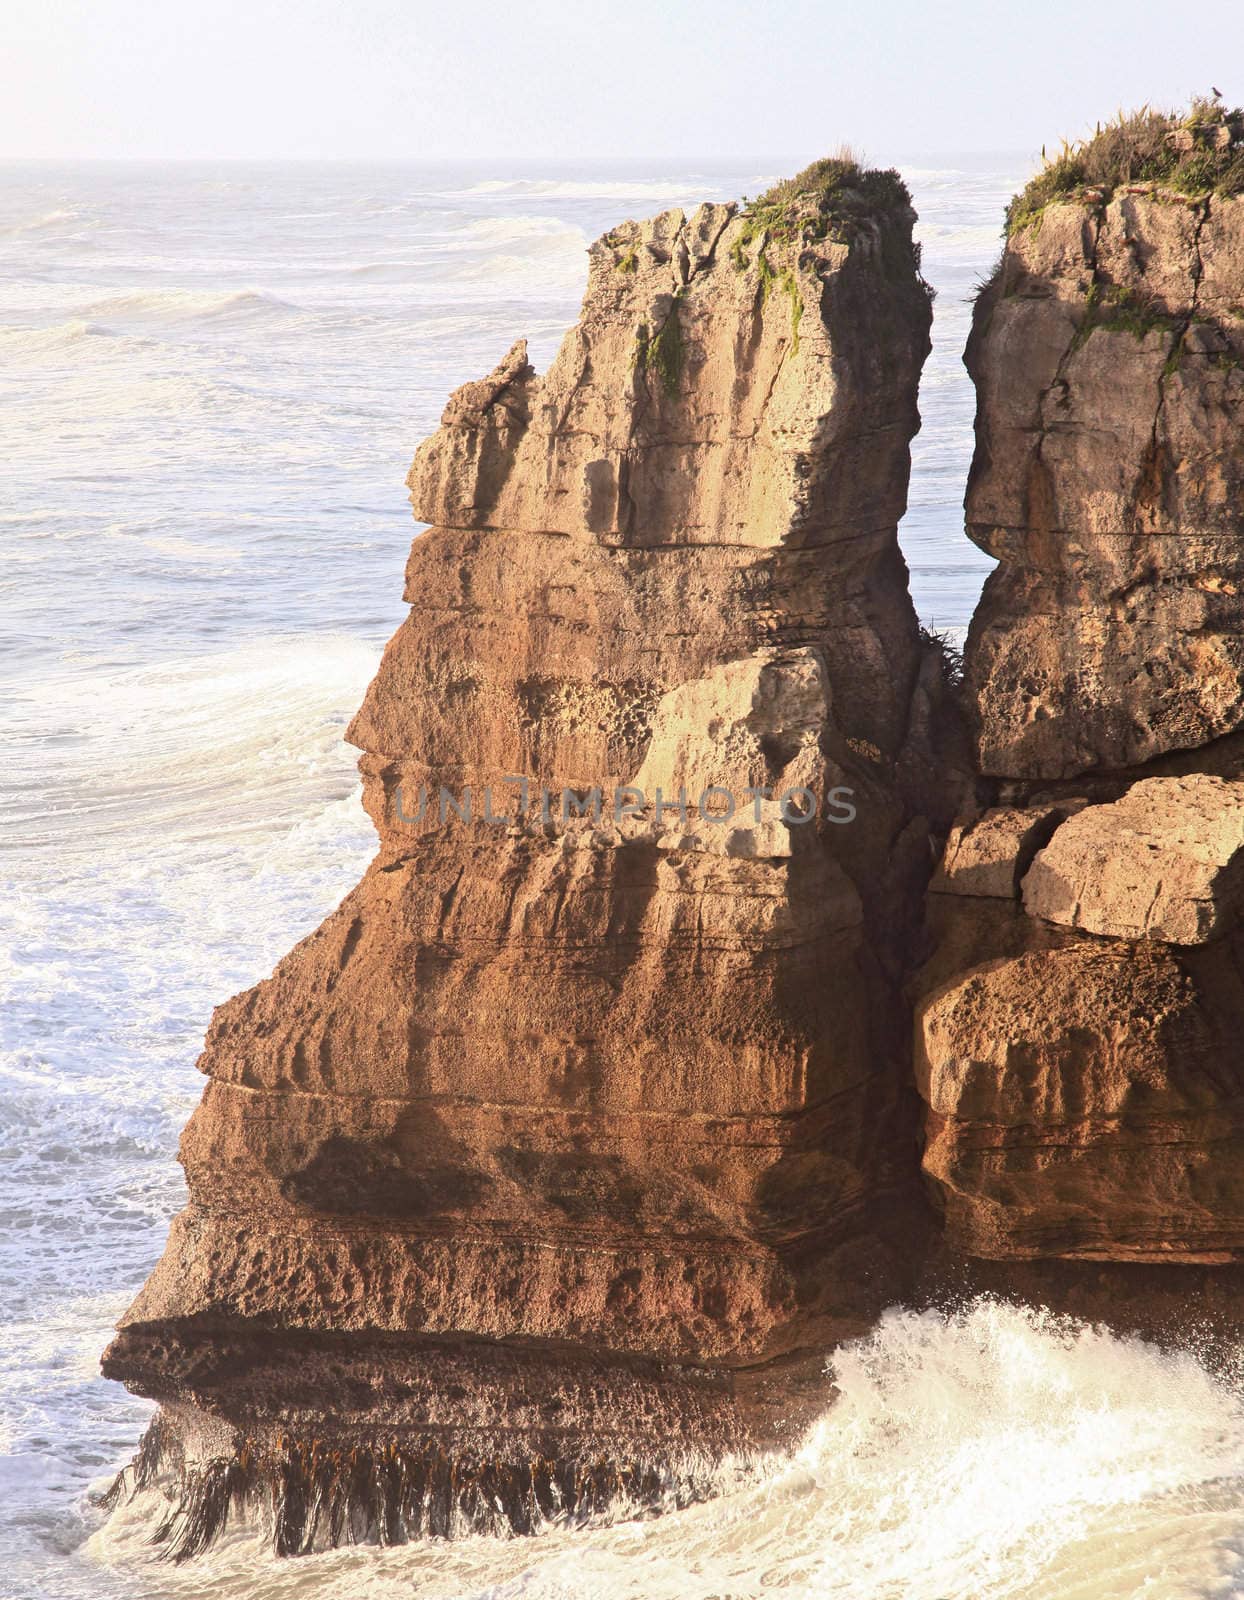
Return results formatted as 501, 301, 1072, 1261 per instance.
103, 166, 939, 1552
917, 185, 1244, 1263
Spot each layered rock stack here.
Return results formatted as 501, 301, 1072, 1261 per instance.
916, 109, 1244, 1266
103, 161, 940, 1554
103, 107, 1244, 1561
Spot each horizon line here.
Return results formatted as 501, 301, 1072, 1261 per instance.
0, 149, 1039, 166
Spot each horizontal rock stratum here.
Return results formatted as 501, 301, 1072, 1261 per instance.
916, 101, 1244, 1270
102, 158, 945, 1556
102, 106, 1244, 1560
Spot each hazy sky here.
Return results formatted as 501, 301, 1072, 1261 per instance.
5, 0, 1243, 163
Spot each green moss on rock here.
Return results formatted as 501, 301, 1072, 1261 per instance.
728, 153, 913, 349
1072, 282, 1183, 352
732, 155, 913, 267
632, 292, 685, 398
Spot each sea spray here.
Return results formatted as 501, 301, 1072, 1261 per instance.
88, 1299, 1244, 1600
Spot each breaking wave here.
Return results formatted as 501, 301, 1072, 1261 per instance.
453, 176, 723, 201
0, 318, 119, 355
81, 288, 297, 324
85, 1299, 1244, 1599
0, 206, 91, 237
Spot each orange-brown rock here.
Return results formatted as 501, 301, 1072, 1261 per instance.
1022, 775, 1244, 943
102, 160, 940, 1555
917, 937, 1244, 1260
965, 189, 1244, 780
917, 112, 1244, 1275
930, 803, 1074, 900
918, 797, 1244, 1267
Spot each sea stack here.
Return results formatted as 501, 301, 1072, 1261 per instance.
102, 159, 941, 1554
916, 103, 1244, 1265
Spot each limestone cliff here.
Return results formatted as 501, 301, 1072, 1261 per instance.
965, 117, 1244, 779
102, 160, 938, 1555
103, 113, 1244, 1560
916, 103, 1244, 1267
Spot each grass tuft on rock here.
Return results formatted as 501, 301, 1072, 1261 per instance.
919, 625, 964, 692
729, 149, 917, 338
1008, 95, 1244, 233
1071, 282, 1183, 351
647, 299, 684, 396
734, 150, 913, 264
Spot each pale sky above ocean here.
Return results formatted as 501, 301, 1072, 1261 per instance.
5, 0, 1244, 162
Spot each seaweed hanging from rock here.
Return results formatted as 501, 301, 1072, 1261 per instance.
100, 1420, 726, 1562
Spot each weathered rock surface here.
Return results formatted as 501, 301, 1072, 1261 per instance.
917, 937, 1244, 1260
917, 128, 1244, 1271
1022, 775, 1244, 943
965, 191, 1244, 780
103, 162, 939, 1554
930, 803, 1072, 899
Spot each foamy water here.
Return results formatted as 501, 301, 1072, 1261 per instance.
85, 1303, 1244, 1600
4, 156, 1241, 1599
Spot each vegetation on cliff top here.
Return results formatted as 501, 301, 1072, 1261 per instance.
734, 151, 914, 259
627, 153, 919, 390
730, 153, 921, 339
1008, 95, 1244, 233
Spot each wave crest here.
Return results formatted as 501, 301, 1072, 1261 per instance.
82, 288, 296, 324
452, 177, 721, 201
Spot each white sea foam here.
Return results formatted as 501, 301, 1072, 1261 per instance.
455, 252, 585, 287
84, 1300, 1244, 1600
456, 214, 585, 244
0, 318, 121, 356
0, 207, 89, 236
5, 635, 379, 858
344, 218, 585, 283
453, 177, 722, 201
82, 287, 297, 324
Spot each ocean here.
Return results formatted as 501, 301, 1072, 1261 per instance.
3, 156, 1243, 1600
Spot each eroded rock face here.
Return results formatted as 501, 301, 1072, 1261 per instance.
965, 192, 1244, 780
406, 200, 919, 550
917, 171, 1244, 1269
103, 168, 937, 1553
930, 803, 1072, 900
918, 938, 1244, 1260
1022, 775, 1244, 943
920, 808, 1244, 1264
